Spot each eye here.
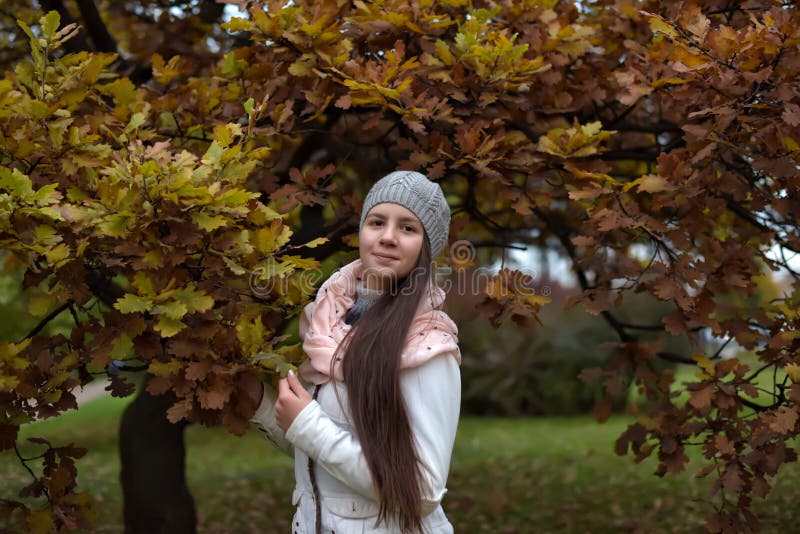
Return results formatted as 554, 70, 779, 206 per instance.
369, 219, 383, 226
403, 225, 417, 232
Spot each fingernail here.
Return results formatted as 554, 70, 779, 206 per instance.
288, 369, 295, 378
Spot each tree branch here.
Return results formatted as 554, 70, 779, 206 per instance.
656, 351, 696, 365
533, 206, 634, 342
75, 0, 117, 53
22, 300, 74, 341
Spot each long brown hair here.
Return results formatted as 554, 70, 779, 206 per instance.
336, 237, 434, 532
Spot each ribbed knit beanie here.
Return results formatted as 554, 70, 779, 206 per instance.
359, 171, 450, 257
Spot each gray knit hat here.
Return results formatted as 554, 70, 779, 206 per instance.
359, 170, 450, 257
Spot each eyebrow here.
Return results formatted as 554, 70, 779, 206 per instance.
367, 213, 420, 224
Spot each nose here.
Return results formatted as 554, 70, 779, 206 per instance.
379, 223, 398, 245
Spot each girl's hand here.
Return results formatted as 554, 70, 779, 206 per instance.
275, 370, 312, 431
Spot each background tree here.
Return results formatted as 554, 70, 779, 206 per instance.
1, 1, 799, 532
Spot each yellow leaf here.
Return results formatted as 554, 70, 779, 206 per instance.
693, 354, 715, 376
132, 272, 155, 297
435, 39, 454, 65
781, 136, 800, 153
213, 123, 238, 147
26, 508, 54, 534
40, 10, 61, 40
521, 293, 552, 308
651, 77, 690, 88
785, 363, 800, 383
171, 286, 214, 314
148, 360, 183, 376
27, 293, 58, 318
280, 255, 320, 270
154, 301, 188, 320
114, 293, 152, 314
192, 211, 228, 232
97, 213, 132, 238
300, 237, 328, 249
289, 57, 316, 77
45, 243, 70, 265
154, 316, 185, 337
645, 13, 678, 37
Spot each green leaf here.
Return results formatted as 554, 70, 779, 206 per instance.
191, 211, 228, 232
132, 273, 155, 297
244, 97, 255, 115
252, 351, 297, 378
114, 293, 153, 314
110, 333, 133, 359
40, 10, 61, 40
202, 141, 225, 166
222, 255, 247, 275
44, 243, 70, 265
171, 287, 215, 314
27, 293, 58, 318
0, 167, 34, 197
154, 316, 185, 337
123, 112, 146, 134
154, 301, 188, 320
97, 213, 132, 238
30, 183, 61, 205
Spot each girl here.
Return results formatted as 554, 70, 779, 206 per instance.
249, 170, 461, 533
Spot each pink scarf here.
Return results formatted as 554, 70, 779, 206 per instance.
298, 259, 461, 385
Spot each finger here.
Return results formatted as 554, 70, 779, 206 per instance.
277, 377, 290, 398
288, 370, 311, 399
286, 369, 301, 392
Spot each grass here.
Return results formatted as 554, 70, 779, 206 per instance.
2, 393, 799, 533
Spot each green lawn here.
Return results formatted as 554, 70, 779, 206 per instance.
2, 393, 798, 533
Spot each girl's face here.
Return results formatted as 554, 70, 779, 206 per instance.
359, 202, 425, 291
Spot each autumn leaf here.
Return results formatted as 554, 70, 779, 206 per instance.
769, 406, 799, 435
688, 383, 714, 412
114, 294, 152, 314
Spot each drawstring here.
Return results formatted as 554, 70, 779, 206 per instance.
308, 384, 322, 534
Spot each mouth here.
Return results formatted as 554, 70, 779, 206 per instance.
373, 252, 399, 261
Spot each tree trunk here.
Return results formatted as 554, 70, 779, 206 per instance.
119, 377, 196, 533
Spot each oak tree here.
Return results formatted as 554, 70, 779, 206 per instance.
1, 1, 799, 532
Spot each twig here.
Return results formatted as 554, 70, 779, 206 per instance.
21, 300, 74, 342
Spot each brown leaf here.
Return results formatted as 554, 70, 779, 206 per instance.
222, 409, 249, 436
593, 398, 613, 423
769, 406, 799, 434
166, 399, 191, 424
714, 434, 736, 456
752, 473, 772, 498
146, 376, 172, 396
688, 384, 714, 412
0, 424, 19, 451
662, 448, 689, 474
185, 359, 212, 381
614, 422, 647, 456
197, 383, 233, 410
720, 463, 745, 492
781, 103, 800, 127
106, 374, 136, 398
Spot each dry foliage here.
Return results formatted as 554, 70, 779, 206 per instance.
1, 1, 799, 532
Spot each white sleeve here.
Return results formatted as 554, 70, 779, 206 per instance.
285, 353, 461, 512
249, 383, 294, 457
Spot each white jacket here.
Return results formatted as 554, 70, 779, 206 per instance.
250, 351, 461, 533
